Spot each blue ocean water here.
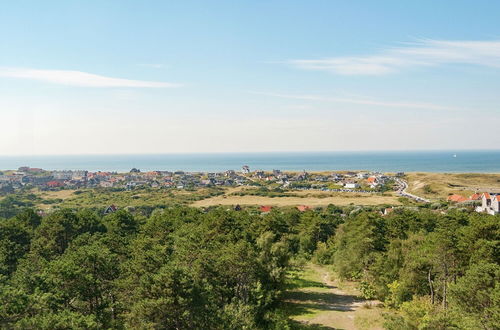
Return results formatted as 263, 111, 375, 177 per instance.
0, 151, 499, 173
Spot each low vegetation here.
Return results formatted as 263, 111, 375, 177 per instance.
406, 172, 500, 200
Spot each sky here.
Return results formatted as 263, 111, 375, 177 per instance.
1, 0, 500, 155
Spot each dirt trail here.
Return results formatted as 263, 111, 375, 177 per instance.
285, 264, 383, 330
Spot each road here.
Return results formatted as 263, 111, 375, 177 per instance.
395, 178, 430, 203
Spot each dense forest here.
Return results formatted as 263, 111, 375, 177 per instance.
0, 203, 498, 329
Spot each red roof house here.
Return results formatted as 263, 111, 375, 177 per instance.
469, 193, 482, 201
447, 194, 467, 203
259, 205, 273, 213
296, 205, 311, 212
46, 180, 64, 188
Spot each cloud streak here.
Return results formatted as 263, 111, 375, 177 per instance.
252, 91, 455, 110
0, 67, 182, 88
289, 39, 500, 75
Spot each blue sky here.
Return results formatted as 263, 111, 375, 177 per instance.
1, 0, 500, 154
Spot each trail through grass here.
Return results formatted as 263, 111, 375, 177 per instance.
282, 263, 384, 330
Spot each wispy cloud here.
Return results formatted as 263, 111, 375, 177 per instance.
251, 91, 455, 110
289, 39, 500, 75
0, 67, 182, 87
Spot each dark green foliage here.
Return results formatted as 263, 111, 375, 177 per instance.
0, 206, 309, 328
0, 203, 498, 328
317, 209, 500, 329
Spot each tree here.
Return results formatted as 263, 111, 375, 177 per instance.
43, 235, 119, 327
0, 219, 32, 277
332, 212, 387, 279
449, 262, 500, 329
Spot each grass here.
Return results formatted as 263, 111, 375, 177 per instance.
8, 185, 400, 212
406, 172, 500, 200
36, 189, 77, 199
281, 263, 384, 330
28, 187, 224, 210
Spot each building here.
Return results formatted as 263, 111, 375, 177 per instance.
383, 207, 395, 216
447, 194, 468, 203
344, 182, 360, 189
367, 176, 379, 188
53, 171, 73, 180
475, 193, 500, 215
104, 204, 118, 215
357, 172, 369, 179
469, 193, 482, 201
259, 205, 273, 213
46, 180, 64, 188
296, 205, 311, 212
242, 165, 250, 174
492, 195, 500, 214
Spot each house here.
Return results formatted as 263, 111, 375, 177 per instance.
71, 170, 88, 181
259, 205, 273, 213
344, 182, 360, 189
331, 174, 343, 182
447, 194, 468, 203
469, 193, 482, 201
99, 181, 113, 188
242, 165, 250, 174
482, 192, 492, 209
255, 171, 265, 179
53, 171, 74, 180
225, 170, 236, 177
296, 205, 311, 212
367, 176, 380, 188
383, 207, 394, 216
492, 195, 500, 214
357, 172, 369, 179
46, 180, 64, 188
476, 193, 500, 215
104, 204, 118, 215
200, 179, 214, 186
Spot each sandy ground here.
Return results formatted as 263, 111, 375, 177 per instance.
191, 193, 401, 207
406, 172, 500, 200
36, 189, 76, 199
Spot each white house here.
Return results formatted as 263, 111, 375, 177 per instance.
344, 182, 360, 189
476, 192, 500, 215
357, 172, 369, 179
491, 195, 500, 215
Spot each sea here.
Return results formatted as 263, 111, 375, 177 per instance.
0, 150, 499, 173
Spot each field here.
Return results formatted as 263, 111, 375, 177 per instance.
15, 185, 402, 211
192, 191, 401, 207
406, 172, 500, 200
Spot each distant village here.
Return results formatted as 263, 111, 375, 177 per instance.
2, 165, 499, 215
0, 165, 402, 193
